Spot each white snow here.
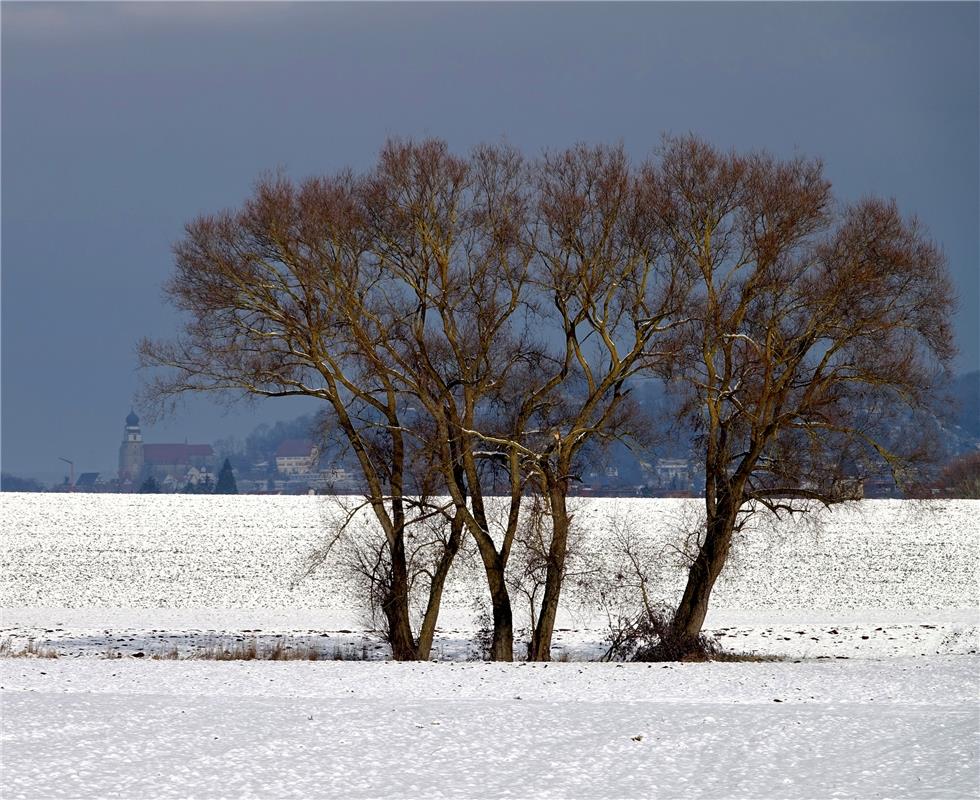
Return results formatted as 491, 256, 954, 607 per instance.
2, 493, 978, 797
2, 658, 977, 799
4, 494, 977, 611
2, 494, 978, 659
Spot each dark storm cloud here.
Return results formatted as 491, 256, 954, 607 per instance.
2, 2, 977, 480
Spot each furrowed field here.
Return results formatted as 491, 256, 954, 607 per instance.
2, 494, 977, 658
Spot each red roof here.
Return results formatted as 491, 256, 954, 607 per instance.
143, 444, 214, 465
275, 439, 317, 458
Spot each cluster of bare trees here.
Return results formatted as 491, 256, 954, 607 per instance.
141, 136, 954, 661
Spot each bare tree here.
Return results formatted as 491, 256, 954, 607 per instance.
141, 140, 691, 663
142, 140, 546, 661
306, 494, 465, 655
138, 134, 950, 666
647, 135, 955, 657
504, 491, 599, 657
139, 168, 459, 660
908, 451, 980, 499
355, 139, 538, 661
514, 144, 689, 660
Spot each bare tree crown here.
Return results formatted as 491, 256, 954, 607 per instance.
140, 135, 955, 660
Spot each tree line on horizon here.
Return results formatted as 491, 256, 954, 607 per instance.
140, 135, 955, 661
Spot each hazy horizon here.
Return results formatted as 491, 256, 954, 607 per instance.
3, 2, 978, 482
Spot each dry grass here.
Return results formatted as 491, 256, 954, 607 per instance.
150, 638, 369, 661
707, 649, 784, 663
0, 632, 781, 663
0, 636, 59, 659
0, 634, 371, 662
186, 638, 321, 661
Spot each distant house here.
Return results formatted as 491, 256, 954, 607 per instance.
182, 465, 216, 488
142, 444, 215, 483
75, 472, 101, 491
321, 466, 353, 484
314, 465, 364, 493
638, 457, 696, 496
655, 458, 690, 485
275, 439, 319, 475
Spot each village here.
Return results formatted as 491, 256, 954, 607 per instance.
24, 396, 973, 499
45, 410, 700, 497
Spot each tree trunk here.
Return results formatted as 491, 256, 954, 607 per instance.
416, 516, 464, 661
464, 534, 515, 661
383, 535, 418, 661
486, 561, 514, 661
465, 511, 515, 661
668, 507, 736, 658
528, 482, 570, 662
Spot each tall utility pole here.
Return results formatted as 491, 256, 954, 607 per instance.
58, 457, 74, 491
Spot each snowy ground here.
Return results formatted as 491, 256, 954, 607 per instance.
2, 658, 978, 799
2, 494, 978, 660
3, 606, 977, 662
2, 494, 978, 797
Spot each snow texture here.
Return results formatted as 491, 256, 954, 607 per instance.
2, 494, 978, 659
2, 658, 978, 799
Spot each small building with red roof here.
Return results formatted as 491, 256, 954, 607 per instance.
274, 439, 320, 475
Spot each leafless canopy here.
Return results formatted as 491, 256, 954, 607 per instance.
644, 136, 954, 653
140, 135, 955, 661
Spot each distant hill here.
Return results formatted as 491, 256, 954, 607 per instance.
1, 473, 46, 492
949, 371, 980, 439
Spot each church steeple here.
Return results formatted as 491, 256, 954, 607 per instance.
123, 409, 142, 443
119, 409, 144, 483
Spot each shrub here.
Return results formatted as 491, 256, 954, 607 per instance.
602, 607, 722, 662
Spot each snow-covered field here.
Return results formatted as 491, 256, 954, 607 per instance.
2, 658, 978, 799
2, 494, 978, 659
2, 493, 978, 798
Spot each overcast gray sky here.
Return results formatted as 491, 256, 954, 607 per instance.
2, 1, 978, 482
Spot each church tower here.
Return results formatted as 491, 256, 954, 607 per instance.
118, 410, 144, 483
